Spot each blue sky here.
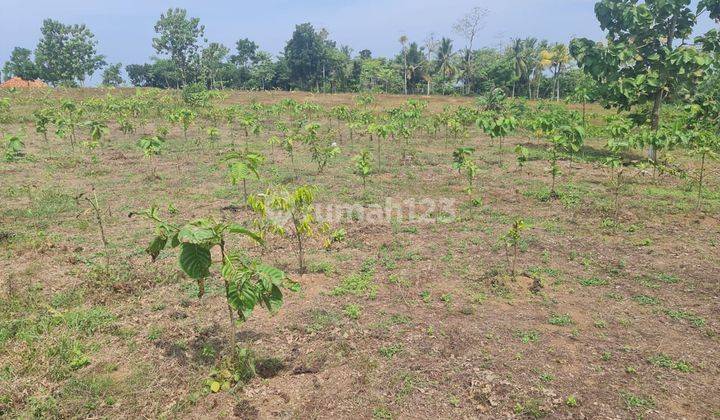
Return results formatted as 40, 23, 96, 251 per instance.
0, 0, 715, 81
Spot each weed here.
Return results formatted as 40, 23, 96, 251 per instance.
548, 313, 573, 326
343, 304, 362, 320
648, 354, 693, 372
579, 277, 608, 286
515, 330, 540, 344
621, 391, 654, 410
379, 344, 403, 358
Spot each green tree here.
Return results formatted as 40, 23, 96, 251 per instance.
101, 63, 124, 87
34, 19, 106, 86
2, 47, 39, 81
284, 23, 326, 91
570, 0, 714, 161
436, 38, 456, 94
509, 38, 528, 98
152, 8, 205, 86
201, 42, 229, 89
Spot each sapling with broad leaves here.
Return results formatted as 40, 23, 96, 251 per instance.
544, 121, 585, 198
367, 123, 390, 171
353, 150, 373, 190
686, 129, 719, 212
309, 137, 340, 174
502, 219, 526, 280
54, 100, 83, 149
452, 147, 475, 175
132, 206, 299, 351
207, 127, 221, 143
168, 108, 196, 142
33, 109, 53, 142
460, 158, 479, 194
118, 117, 135, 136
514, 145, 529, 169
84, 120, 108, 149
247, 185, 328, 274
224, 150, 265, 201
478, 114, 518, 151
137, 135, 165, 179
3, 134, 25, 162
602, 116, 634, 220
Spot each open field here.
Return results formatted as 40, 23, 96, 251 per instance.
1, 89, 719, 419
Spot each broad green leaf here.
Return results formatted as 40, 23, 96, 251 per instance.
226, 224, 263, 244
178, 224, 216, 245
179, 243, 211, 279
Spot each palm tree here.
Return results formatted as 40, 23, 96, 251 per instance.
509, 38, 527, 98
549, 43, 570, 101
531, 40, 550, 99
399, 35, 409, 95
522, 38, 538, 98
436, 37, 455, 94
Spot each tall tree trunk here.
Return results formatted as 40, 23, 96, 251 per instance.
648, 16, 678, 162
649, 88, 664, 162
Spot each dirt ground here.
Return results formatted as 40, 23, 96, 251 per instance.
1, 89, 719, 419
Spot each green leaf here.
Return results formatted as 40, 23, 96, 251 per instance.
179, 243, 211, 279
226, 224, 264, 244
210, 381, 221, 393
262, 285, 284, 313
178, 222, 217, 245
145, 235, 168, 262
257, 264, 286, 287
226, 277, 242, 310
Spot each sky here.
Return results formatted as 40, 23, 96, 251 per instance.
0, 0, 715, 83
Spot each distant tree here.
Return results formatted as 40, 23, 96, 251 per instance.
34, 19, 105, 86
231, 38, 259, 68
422, 33, 440, 95
126, 64, 150, 86
399, 35, 409, 94
2, 47, 40, 81
508, 38, 527, 98
359, 49, 372, 59
454, 6, 489, 94
284, 23, 326, 91
126, 59, 182, 88
547, 43, 571, 101
470, 48, 514, 94
401, 42, 426, 93
201, 42, 229, 88
529, 39, 550, 99
251, 51, 276, 90
101, 63, 124, 87
152, 8, 205, 86
436, 38, 456, 93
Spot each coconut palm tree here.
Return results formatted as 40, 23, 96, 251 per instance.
509, 38, 527, 98
522, 38, 538, 98
436, 37, 456, 94
549, 43, 571, 101
531, 40, 550, 99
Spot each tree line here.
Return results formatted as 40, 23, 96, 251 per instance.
1, 7, 587, 99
